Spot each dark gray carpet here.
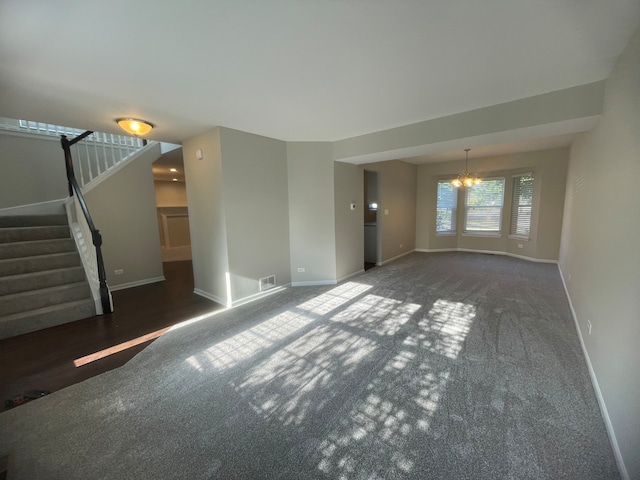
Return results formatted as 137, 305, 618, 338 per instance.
0, 252, 620, 479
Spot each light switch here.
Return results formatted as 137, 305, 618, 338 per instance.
196, 148, 203, 160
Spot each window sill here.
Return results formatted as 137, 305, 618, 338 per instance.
509, 235, 530, 241
462, 232, 502, 238
436, 232, 457, 236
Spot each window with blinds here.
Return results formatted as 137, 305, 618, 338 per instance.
510, 173, 534, 238
436, 180, 457, 234
464, 178, 505, 233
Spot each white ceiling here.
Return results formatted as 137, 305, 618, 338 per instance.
1, 1, 639, 160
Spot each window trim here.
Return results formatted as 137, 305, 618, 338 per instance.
509, 172, 534, 240
463, 176, 505, 234
435, 179, 458, 235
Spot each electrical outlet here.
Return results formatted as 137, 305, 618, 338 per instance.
297, 267, 305, 273
587, 319, 592, 335
517, 243, 523, 249
400, 243, 403, 248
114, 269, 124, 275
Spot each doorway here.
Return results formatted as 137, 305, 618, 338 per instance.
364, 170, 379, 270
152, 147, 192, 265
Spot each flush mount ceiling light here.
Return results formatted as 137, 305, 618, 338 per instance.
452, 148, 482, 188
116, 118, 154, 136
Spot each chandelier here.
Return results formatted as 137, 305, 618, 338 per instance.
451, 148, 482, 188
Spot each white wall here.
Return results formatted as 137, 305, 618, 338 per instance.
360, 160, 417, 263
0, 132, 68, 209
219, 127, 291, 302
154, 180, 188, 207
84, 143, 164, 289
287, 142, 337, 285
334, 162, 364, 280
559, 24, 640, 480
183, 128, 230, 305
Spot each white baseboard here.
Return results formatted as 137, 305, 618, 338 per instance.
109, 276, 165, 292
337, 269, 365, 283
291, 280, 337, 287
378, 249, 416, 266
194, 288, 228, 306
557, 267, 628, 480
415, 248, 557, 264
194, 284, 291, 309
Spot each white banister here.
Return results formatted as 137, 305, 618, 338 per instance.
0, 117, 146, 189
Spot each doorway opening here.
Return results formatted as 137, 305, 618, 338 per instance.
364, 170, 379, 271
152, 147, 192, 275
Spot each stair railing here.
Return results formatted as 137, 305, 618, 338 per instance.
61, 132, 113, 314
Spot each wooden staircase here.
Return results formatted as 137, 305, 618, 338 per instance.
0, 214, 96, 339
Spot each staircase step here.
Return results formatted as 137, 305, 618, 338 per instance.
0, 298, 96, 340
0, 266, 87, 296
0, 215, 68, 228
0, 252, 81, 277
0, 238, 76, 260
0, 281, 91, 316
0, 225, 70, 243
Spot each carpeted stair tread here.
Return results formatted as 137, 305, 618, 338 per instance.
0, 225, 71, 244
0, 214, 68, 228
0, 266, 86, 296
0, 238, 76, 260
0, 281, 91, 316
0, 251, 80, 276
0, 298, 96, 339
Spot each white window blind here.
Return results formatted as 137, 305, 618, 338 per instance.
436, 180, 457, 233
464, 178, 505, 233
510, 173, 534, 238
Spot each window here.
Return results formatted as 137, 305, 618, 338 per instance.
464, 178, 505, 233
510, 173, 534, 238
436, 180, 457, 234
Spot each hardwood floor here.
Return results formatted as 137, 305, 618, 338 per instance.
0, 261, 222, 411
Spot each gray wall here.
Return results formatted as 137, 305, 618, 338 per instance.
334, 162, 364, 280
559, 24, 640, 480
183, 128, 230, 305
84, 143, 164, 289
287, 142, 337, 284
0, 133, 68, 209
360, 160, 417, 264
219, 127, 291, 302
416, 148, 568, 261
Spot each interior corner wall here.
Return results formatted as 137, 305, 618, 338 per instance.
0, 132, 68, 209
219, 127, 291, 302
359, 160, 417, 263
83, 143, 164, 288
415, 148, 568, 261
287, 142, 337, 284
183, 128, 230, 305
559, 23, 640, 480
334, 161, 364, 280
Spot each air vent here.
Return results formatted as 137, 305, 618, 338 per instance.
259, 275, 276, 292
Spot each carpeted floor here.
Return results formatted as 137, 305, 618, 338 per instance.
0, 252, 620, 479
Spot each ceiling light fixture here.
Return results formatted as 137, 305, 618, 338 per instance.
116, 118, 154, 136
170, 168, 178, 172
452, 149, 482, 188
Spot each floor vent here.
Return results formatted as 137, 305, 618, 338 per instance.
259, 275, 276, 292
